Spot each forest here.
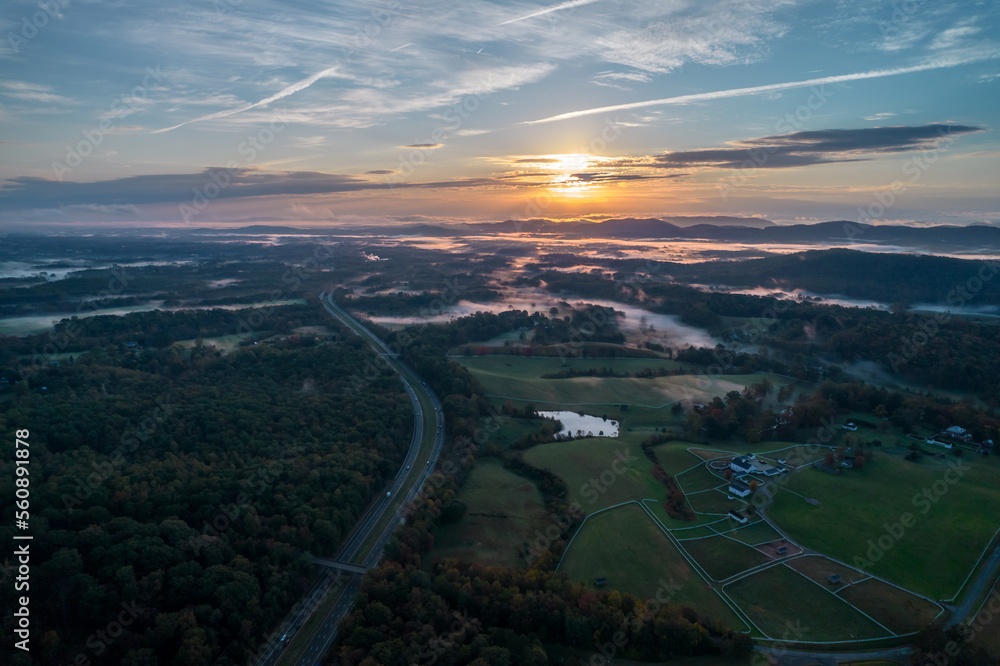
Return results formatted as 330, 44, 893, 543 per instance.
0, 306, 413, 666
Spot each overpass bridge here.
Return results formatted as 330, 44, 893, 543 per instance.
310, 557, 369, 575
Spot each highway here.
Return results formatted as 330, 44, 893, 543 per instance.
256, 293, 446, 666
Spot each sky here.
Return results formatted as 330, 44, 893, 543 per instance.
0, 0, 998, 228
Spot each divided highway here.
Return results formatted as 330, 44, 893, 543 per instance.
258, 293, 445, 666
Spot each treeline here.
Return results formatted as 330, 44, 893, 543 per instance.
0, 261, 298, 315
335, 561, 747, 665
536, 270, 1000, 400
0, 321, 413, 665
530, 304, 625, 346
349, 287, 503, 315
0, 303, 324, 364
641, 434, 697, 521
535, 248, 1000, 306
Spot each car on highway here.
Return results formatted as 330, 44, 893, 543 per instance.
386, 491, 391, 498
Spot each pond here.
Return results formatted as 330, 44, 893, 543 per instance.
537, 411, 619, 438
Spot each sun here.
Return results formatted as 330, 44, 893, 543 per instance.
548, 153, 596, 172
538, 154, 610, 200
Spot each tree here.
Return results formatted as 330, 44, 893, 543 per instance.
732, 633, 754, 658
749, 480, 759, 493
854, 452, 866, 470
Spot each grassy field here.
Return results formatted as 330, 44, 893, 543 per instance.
457, 357, 790, 411
483, 415, 554, 450
559, 504, 747, 630
786, 555, 868, 587
455, 355, 695, 378
674, 525, 730, 541
721, 520, 783, 546
433, 459, 551, 569
522, 432, 663, 511
768, 450, 1000, 599
969, 581, 1000, 659
654, 443, 705, 475
688, 489, 743, 515
676, 464, 729, 494
679, 535, 770, 581
838, 578, 943, 634
644, 500, 729, 531
174, 332, 257, 352
725, 564, 891, 641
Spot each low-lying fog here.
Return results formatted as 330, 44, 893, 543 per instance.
364, 288, 719, 349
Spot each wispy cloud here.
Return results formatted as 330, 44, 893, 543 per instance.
591, 70, 652, 89
0, 80, 76, 105
930, 20, 981, 51
522, 53, 999, 124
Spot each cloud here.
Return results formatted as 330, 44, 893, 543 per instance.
863, 112, 896, 121
930, 20, 982, 51
522, 52, 999, 124
568, 172, 676, 182
291, 135, 329, 148
651, 124, 984, 169
0, 80, 76, 105
152, 65, 343, 133
0, 167, 587, 210
592, 70, 652, 89
399, 143, 443, 149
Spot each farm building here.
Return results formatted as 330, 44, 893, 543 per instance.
728, 510, 748, 524
841, 456, 855, 469
945, 426, 973, 442
756, 462, 782, 476
730, 455, 756, 474
927, 438, 953, 449
729, 479, 752, 498
842, 422, 858, 431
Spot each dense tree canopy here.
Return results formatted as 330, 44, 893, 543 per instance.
0, 309, 413, 666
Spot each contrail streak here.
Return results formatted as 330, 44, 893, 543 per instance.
152, 66, 341, 134
498, 0, 603, 26
522, 54, 996, 125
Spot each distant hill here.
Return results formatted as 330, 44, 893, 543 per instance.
664, 216, 775, 228
464, 218, 1000, 248
179, 217, 1000, 249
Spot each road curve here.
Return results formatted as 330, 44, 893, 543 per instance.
257, 293, 445, 666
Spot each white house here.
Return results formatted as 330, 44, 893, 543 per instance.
927, 438, 953, 449
729, 479, 752, 498
945, 426, 973, 442
842, 422, 858, 432
730, 455, 756, 475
